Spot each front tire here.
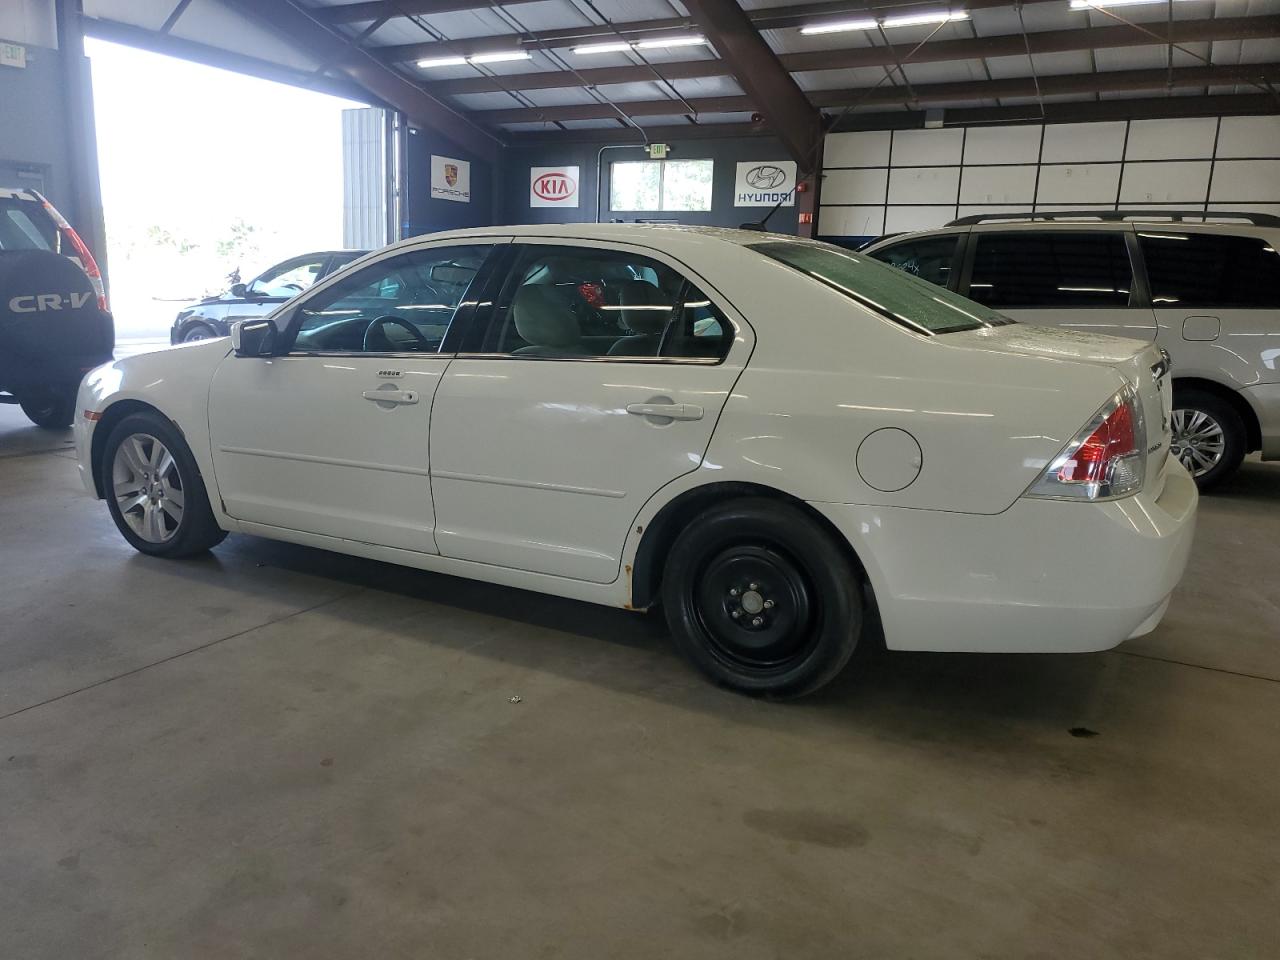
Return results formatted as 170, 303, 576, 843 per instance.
20, 387, 77, 429
181, 321, 217, 343
661, 498, 862, 698
1171, 389, 1245, 492
102, 411, 227, 557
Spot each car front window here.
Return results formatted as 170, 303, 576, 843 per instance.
750, 238, 1011, 334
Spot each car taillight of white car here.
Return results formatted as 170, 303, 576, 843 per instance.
1026, 385, 1147, 501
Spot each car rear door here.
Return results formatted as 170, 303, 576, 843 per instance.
428, 239, 751, 584
961, 227, 1157, 341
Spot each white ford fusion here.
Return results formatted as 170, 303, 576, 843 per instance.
75, 225, 1197, 697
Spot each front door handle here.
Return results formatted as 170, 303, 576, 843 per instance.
626, 401, 703, 421
362, 388, 419, 405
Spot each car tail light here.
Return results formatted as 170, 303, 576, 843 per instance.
1026, 386, 1146, 501
39, 195, 108, 312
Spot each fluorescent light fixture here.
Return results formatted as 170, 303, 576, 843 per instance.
1070, 0, 1187, 7
799, 18, 877, 35
573, 41, 635, 55
634, 35, 707, 49
467, 50, 532, 64
417, 55, 468, 68
880, 11, 971, 27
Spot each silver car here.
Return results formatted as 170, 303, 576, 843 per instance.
863, 211, 1280, 489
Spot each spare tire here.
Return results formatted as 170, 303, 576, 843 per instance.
0, 249, 114, 427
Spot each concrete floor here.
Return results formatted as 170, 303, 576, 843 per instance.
1, 403, 1277, 960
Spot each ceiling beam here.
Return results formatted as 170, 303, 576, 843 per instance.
475, 63, 1280, 124
679, 0, 823, 172
426, 14, 1280, 97
506, 94, 1279, 145
217, 0, 503, 161
368, 0, 1062, 63
313, 0, 544, 25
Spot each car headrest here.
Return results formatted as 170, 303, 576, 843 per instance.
616, 280, 671, 335
512, 284, 579, 346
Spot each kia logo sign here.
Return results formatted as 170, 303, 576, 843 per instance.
533, 172, 576, 202
745, 165, 788, 190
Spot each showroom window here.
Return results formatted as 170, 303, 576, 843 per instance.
610, 159, 714, 212
470, 244, 731, 361
868, 235, 961, 289
1139, 232, 1280, 309
967, 232, 1134, 309
290, 245, 489, 353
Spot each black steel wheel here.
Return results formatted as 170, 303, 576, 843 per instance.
662, 497, 862, 698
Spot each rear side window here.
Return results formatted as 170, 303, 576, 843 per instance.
1139, 232, 1280, 309
968, 232, 1133, 309
469, 244, 732, 362
0, 198, 56, 251
868, 235, 959, 288
750, 239, 1008, 335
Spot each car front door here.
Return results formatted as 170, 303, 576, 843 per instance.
962, 228, 1157, 340
428, 240, 751, 583
207, 240, 503, 552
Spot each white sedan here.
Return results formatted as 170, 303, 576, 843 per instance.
75, 225, 1197, 698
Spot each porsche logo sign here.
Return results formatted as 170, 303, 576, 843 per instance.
430, 155, 471, 203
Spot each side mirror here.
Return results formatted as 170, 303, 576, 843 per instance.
230, 282, 248, 298
231, 319, 276, 357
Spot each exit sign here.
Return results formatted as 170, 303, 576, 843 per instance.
0, 42, 26, 69
647, 143, 669, 159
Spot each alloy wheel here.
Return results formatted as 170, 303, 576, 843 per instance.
1170, 407, 1226, 478
112, 433, 185, 543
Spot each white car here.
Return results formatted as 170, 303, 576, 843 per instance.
75, 225, 1197, 698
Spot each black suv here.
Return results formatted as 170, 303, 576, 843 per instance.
169, 250, 367, 343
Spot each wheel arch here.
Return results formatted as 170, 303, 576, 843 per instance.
1172, 377, 1260, 454
89, 399, 178, 498
630, 481, 872, 611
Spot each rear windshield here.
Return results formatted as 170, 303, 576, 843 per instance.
0, 197, 57, 251
749, 238, 1011, 334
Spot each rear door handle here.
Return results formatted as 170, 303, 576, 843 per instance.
626, 402, 703, 421
362, 389, 419, 405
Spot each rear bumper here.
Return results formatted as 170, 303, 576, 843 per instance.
1240, 382, 1280, 460
811, 459, 1198, 653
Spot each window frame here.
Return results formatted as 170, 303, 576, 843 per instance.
453, 239, 742, 366
958, 227, 1148, 311
272, 240, 505, 358
609, 158, 715, 214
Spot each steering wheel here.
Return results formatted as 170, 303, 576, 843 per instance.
363, 314, 431, 352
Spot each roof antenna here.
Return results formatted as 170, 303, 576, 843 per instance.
739, 190, 793, 232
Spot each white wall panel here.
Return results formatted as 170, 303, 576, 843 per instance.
822, 168, 888, 205
1119, 161, 1213, 203
888, 167, 960, 205
1209, 160, 1280, 201
890, 128, 965, 166
956, 205, 1034, 219
817, 114, 1280, 238
885, 206, 958, 233
824, 130, 891, 167
1125, 118, 1218, 160
1035, 163, 1121, 203
818, 205, 885, 236
963, 124, 1042, 165
959, 165, 1037, 204
1215, 116, 1280, 158
1041, 121, 1126, 162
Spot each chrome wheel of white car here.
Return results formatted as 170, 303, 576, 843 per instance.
1170, 408, 1226, 478
112, 433, 184, 543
